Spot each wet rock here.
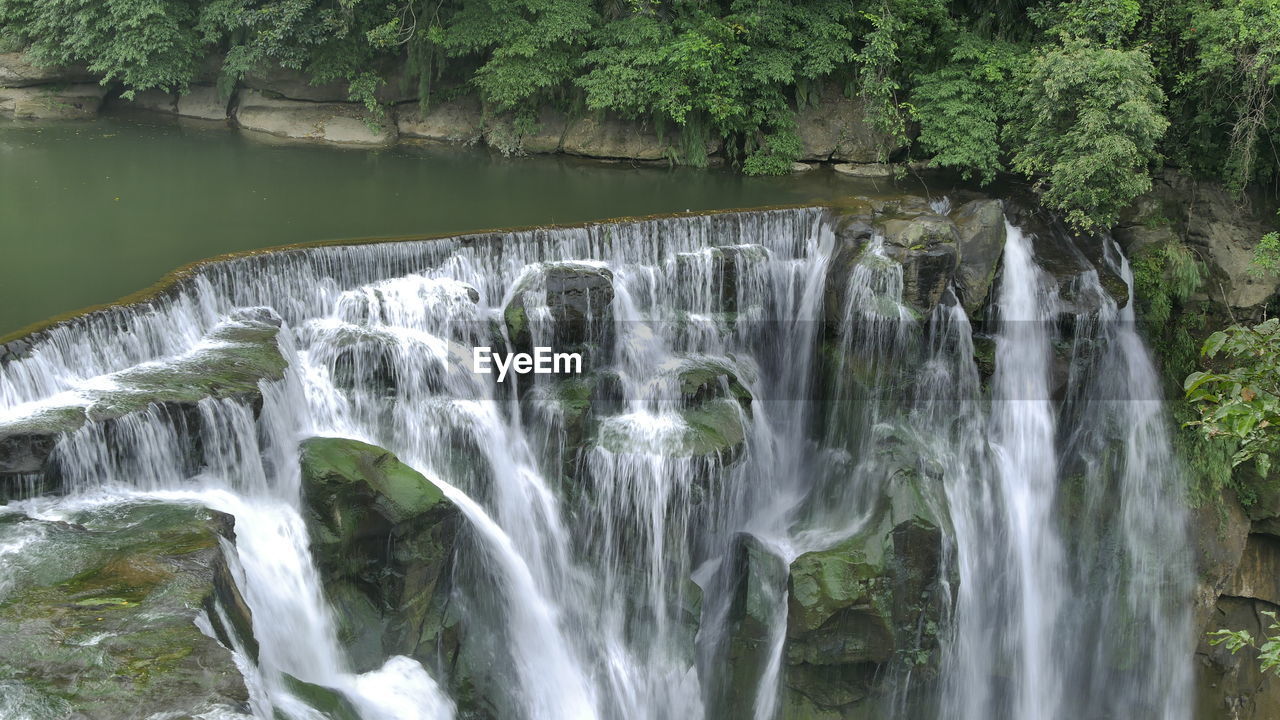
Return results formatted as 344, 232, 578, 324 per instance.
768, 469, 947, 719
0, 503, 250, 718
951, 199, 1007, 317
396, 97, 484, 144
504, 262, 614, 353
677, 359, 753, 409
1191, 493, 1250, 643
880, 214, 961, 314
796, 86, 902, 163
0, 84, 108, 119
282, 673, 362, 720
1195, 595, 1280, 720
298, 437, 460, 672
0, 309, 288, 487
719, 533, 790, 719
673, 244, 769, 314
234, 90, 396, 146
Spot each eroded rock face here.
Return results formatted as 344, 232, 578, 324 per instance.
1117, 170, 1280, 314
0, 52, 95, 87
177, 86, 230, 121
0, 308, 288, 496
396, 97, 484, 144
234, 90, 397, 146
0, 84, 108, 119
796, 86, 902, 164
0, 503, 250, 718
561, 115, 682, 161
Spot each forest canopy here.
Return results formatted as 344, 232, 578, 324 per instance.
1, 0, 1278, 229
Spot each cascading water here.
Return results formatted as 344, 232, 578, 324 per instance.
0, 204, 1194, 720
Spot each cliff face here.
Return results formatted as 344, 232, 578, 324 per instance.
1116, 172, 1280, 719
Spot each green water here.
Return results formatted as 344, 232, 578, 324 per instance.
0, 115, 897, 336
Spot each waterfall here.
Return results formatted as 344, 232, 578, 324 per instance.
0, 207, 1194, 720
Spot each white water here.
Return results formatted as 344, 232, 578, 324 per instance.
0, 208, 1193, 720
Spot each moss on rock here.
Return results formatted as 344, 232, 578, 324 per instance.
0, 503, 249, 718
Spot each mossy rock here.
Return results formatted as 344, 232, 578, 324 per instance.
677, 359, 753, 409
0, 308, 288, 482
0, 503, 250, 718
301, 437, 449, 527
777, 469, 950, 718
298, 437, 461, 683
281, 673, 362, 720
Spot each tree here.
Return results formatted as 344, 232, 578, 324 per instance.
1005, 38, 1168, 230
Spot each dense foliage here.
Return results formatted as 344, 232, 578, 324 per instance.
1186, 320, 1280, 477
1, 0, 1279, 225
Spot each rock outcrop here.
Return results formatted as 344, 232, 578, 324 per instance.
0, 503, 251, 718
298, 437, 468, 698
0, 308, 289, 499
1117, 170, 1280, 315
233, 90, 397, 146
722, 468, 950, 719
796, 86, 902, 164
504, 262, 615, 354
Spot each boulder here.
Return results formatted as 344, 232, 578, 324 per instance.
298, 437, 460, 671
0, 52, 96, 87
880, 214, 961, 314
561, 115, 675, 161
504, 262, 615, 352
0, 503, 251, 718
779, 470, 949, 719
396, 97, 483, 144
0, 84, 107, 119
833, 162, 895, 179
951, 199, 1007, 316
234, 90, 396, 146
177, 85, 231, 121
796, 87, 902, 163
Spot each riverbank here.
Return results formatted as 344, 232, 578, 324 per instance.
0, 51, 902, 172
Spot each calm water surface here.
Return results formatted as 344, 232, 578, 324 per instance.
0, 114, 906, 336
